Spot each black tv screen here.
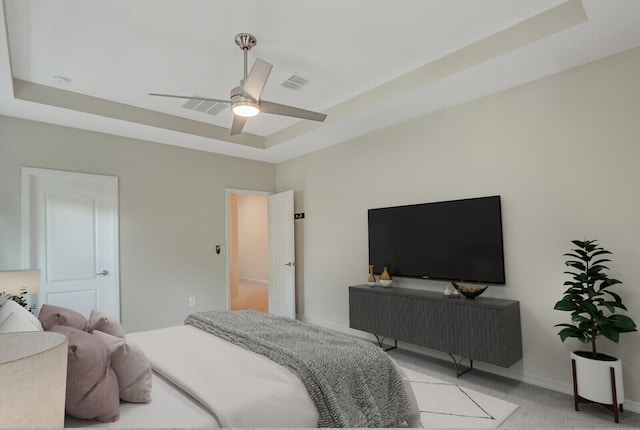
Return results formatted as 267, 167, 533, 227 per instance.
368, 195, 505, 285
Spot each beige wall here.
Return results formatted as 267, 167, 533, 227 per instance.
0, 117, 275, 331
277, 47, 640, 406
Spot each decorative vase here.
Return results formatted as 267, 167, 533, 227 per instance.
380, 266, 392, 287
367, 265, 376, 286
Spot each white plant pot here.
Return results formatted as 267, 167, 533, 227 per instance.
571, 350, 624, 405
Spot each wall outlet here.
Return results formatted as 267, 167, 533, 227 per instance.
188, 296, 197, 307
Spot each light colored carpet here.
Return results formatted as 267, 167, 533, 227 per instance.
403, 367, 518, 428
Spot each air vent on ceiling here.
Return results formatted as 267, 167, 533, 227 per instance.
281, 74, 310, 91
181, 97, 227, 116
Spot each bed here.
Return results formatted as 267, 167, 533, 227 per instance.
64, 310, 420, 428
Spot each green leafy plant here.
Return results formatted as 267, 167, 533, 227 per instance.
0, 289, 35, 313
554, 239, 637, 358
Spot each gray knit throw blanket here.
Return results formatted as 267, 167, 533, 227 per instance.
185, 310, 409, 428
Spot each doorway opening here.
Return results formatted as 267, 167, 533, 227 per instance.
228, 192, 269, 313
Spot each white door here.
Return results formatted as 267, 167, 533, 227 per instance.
268, 190, 295, 318
22, 168, 120, 319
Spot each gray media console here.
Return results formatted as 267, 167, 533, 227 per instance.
349, 285, 523, 375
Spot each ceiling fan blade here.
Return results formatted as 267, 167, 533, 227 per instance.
260, 100, 327, 122
149, 93, 230, 104
242, 58, 273, 101
230, 115, 247, 136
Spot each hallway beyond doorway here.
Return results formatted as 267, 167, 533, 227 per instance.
231, 280, 268, 313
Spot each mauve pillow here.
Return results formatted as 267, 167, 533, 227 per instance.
38, 304, 88, 331
50, 325, 120, 422
93, 330, 153, 403
88, 309, 125, 338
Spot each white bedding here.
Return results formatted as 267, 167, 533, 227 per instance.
66, 323, 419, 428
65, 371, 219, 428
127, 324, 320, 428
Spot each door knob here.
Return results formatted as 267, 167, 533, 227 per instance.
96, 270, 109, 276
285, 262, 295, 267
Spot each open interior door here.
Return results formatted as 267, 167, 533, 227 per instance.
268, 190, 295, 318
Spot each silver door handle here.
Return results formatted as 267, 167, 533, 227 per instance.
285, 262, 295, 267
96, 270, 109, 276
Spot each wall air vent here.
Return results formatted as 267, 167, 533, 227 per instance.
281, 74, 310, 91
182, 97, 227, 116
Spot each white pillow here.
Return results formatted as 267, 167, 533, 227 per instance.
0, 310, 43, 333
0, 299, 43, 331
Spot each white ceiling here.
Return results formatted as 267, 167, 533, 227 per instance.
1, 0, 639, 163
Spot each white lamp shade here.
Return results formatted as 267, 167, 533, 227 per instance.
0, 269, 41, 296
0, 331, 68, 428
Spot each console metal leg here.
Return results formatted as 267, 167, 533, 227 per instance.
447, 353, 473, 377
373, 334, 398, 351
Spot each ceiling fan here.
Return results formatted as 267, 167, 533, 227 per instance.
150, 33, 327, 136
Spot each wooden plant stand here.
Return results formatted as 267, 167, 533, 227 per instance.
572, 358, 623, 423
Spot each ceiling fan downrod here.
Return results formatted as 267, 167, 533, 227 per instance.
235, 33, 256, 79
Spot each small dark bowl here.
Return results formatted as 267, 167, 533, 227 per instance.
451, 282, 488, 299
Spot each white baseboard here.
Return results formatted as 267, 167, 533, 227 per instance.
239, 277, 268, 284
296, 314, 640, 414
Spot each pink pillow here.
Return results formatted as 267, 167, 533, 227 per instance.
50, 325, 120, 422
38, 304, 88, 331
88, 309, 125, 338
93, 330, 153, 403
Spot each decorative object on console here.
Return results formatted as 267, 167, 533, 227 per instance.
451, 281, 488, 299
380, 266, 392, 287
0, 269, 40, 311
443, 285, 451, 298
451, 287, 460, 299
0, 331, 68, 428
368, 265, 377, 286
554, 239, 637, 423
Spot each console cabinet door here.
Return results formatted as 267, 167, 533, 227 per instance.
454, 303, 522, 367
349, 289, 385, 334
454, 306, 501, 364
411, 299, 455, 352
349, 289, 414, 341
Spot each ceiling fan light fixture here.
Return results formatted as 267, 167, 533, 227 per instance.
232, 100, 260, 117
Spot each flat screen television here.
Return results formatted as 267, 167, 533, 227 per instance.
368, 195, 505, 285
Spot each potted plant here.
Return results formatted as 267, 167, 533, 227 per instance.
554, 239, 637, 422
